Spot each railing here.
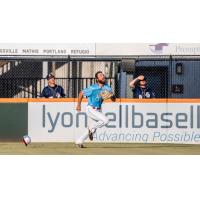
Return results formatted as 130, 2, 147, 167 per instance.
0, 78, 116, 98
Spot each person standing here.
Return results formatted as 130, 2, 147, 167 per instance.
129, 75, 155, 98
40, 73, 65, 98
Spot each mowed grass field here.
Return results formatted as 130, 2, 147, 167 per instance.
0, 142, 200, 155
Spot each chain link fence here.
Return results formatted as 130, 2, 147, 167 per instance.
0, 56, 200, 98
121, 57, 169, 98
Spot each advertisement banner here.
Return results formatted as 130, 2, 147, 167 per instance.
96, 43, 200, 55
0, 43, 95, 56
28, 102, 76, 142
1, 43, 200, 56
28, 101, 200, 144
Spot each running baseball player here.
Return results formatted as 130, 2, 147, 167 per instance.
75, 71, 116, 148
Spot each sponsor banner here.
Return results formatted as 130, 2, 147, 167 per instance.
96, 43, 200, 55
0, 43, 95, 56
28, 102, 75, 142
1, 43, 200, 56
28, 101, 200, 144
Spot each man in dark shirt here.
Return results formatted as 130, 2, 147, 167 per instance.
129, 75, 155, 98
40, 73, 65, 98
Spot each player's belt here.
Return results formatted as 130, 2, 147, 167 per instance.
91, 106, 101, 110
88, 105, 101, 110
92, 107, 101, 110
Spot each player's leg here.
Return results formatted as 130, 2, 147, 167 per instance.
75, 131, 89, 147
86, 106, 109, 134
75, 116, 97, 145
75, 106, 109, 146
75, 107, 99, 145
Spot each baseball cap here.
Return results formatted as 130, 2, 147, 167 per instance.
46, 73, 55, 80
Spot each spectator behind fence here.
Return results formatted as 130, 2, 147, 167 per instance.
129, 75, 155, 98
40, 73, 65, 98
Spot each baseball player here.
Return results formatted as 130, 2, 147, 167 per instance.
129, 75, 155, 98
75, 71, 116, 148
40, 73, 65, 98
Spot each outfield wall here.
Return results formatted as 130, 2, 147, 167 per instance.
1, 99, 200, 144
0, 101, 27, 141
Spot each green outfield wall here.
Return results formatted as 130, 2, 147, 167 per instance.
0, 103, 28, 141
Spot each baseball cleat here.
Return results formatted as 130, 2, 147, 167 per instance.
88, 129, 93, 141
76, 143, 85, 148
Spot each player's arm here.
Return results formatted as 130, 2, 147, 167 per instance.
61, 86, 66, 97
40, 88, 46, 98
109, 88, 116, 102
76, 90, 84, 111
129, 75, 144, 89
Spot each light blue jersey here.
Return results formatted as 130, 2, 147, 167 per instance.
83, 83, 112, 108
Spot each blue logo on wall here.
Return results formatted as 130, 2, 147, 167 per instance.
149, 43, 169, 53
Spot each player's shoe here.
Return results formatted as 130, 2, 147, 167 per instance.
88, 129, 93, 141
76, 143, 85, 148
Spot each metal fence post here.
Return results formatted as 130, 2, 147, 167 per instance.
119, 62, 127, 98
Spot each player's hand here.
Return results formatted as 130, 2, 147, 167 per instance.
76, 104, 81, 111
111, 95, 116, 102
137, 75, 145, 81
100, 90, 114, 100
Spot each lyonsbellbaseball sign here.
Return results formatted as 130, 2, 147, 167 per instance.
28, 100, 200, 144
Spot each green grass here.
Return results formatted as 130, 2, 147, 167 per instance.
0, 142, 200, 155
